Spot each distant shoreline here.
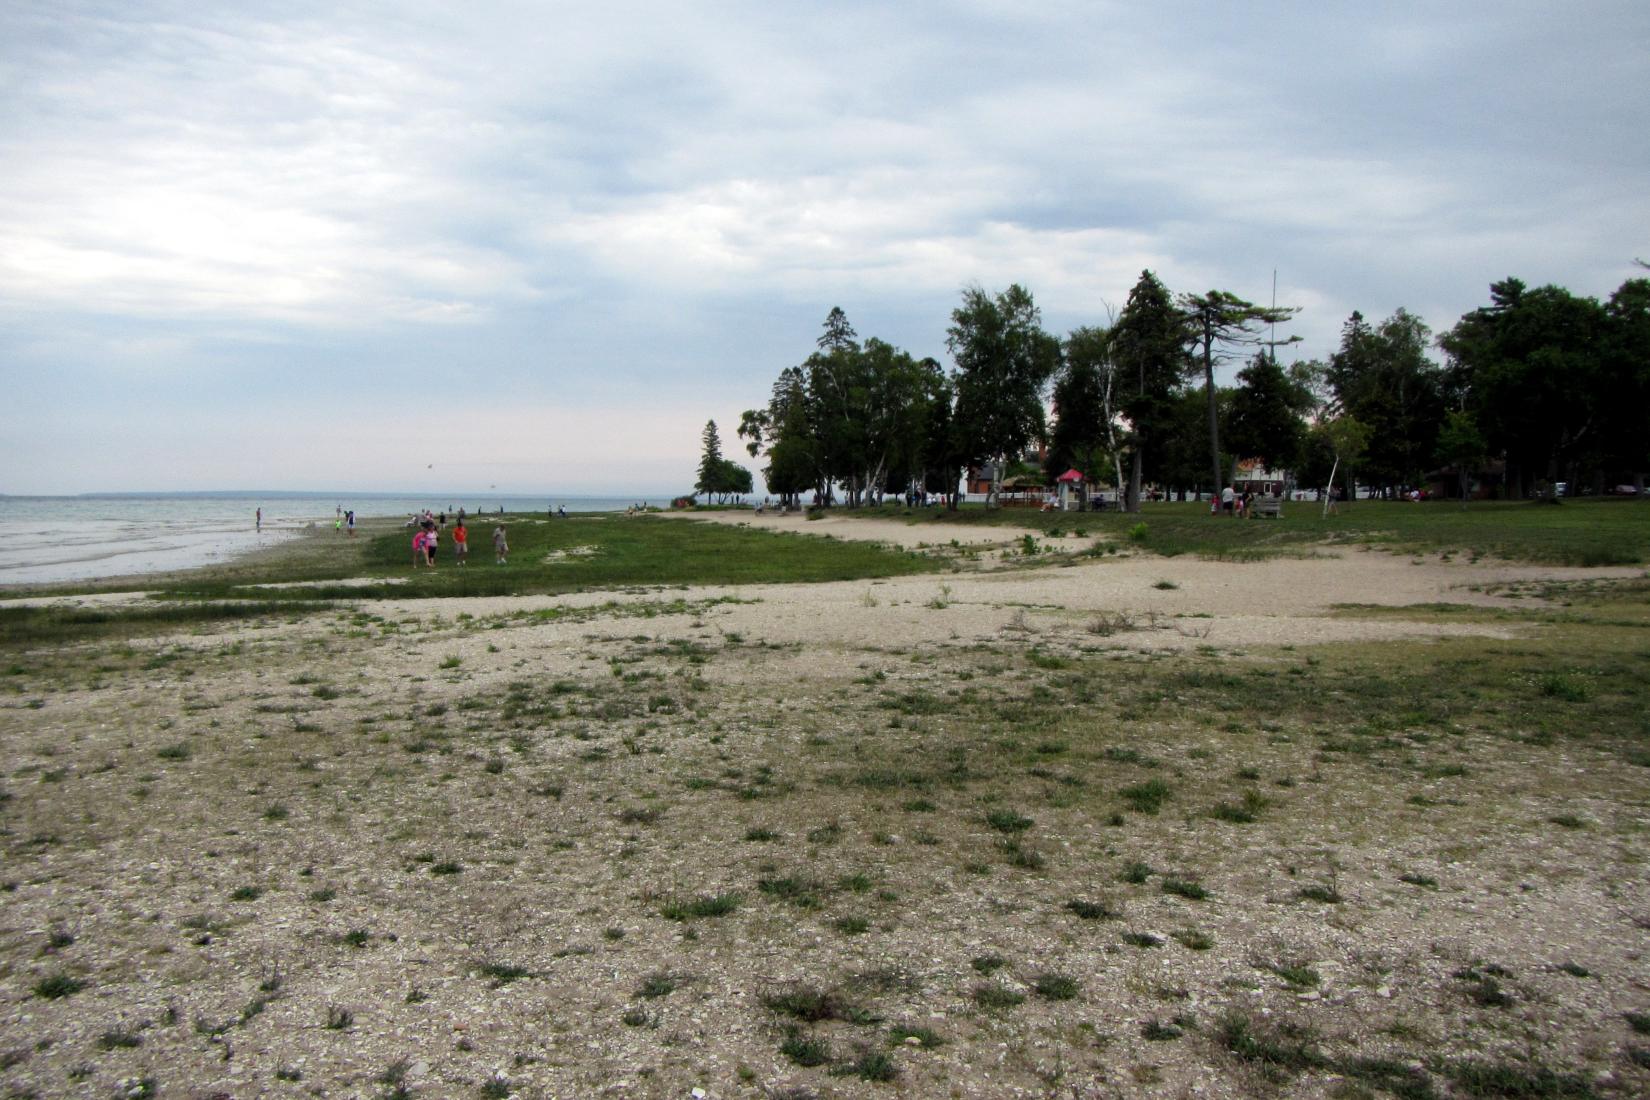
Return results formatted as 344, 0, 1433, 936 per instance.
0, 490, 680, 502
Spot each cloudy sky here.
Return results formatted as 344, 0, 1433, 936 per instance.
3, 1, 1646, 496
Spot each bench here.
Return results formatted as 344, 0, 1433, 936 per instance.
1251, 497, 1283, 519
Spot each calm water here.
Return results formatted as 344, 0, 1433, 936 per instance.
0, 493, 655, 586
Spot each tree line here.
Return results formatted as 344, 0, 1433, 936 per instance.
726, 271, 1650, 511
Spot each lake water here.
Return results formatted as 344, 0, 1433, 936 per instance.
0, 493, 655, 586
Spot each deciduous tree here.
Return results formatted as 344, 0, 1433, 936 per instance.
947, 284, 1061, 508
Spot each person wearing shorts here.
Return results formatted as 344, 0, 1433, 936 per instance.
453, 519, 468, 565
493, 525, 508, 564
424, 523, 438, 567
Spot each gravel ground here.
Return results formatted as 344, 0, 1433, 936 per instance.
2, 520, 1647, 1099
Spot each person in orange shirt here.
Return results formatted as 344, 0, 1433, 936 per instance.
452, 518, 469, 566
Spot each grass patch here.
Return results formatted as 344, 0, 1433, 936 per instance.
1119, 778, 1172, 815
659, 891, 741, 920
1033, 973, 1080, 1000
985, 808, 1033, 833
779, 1030, 832, 1067
1064, 898, 1120, 920
973, 983, 1026, 1009
1161, 877, 1209, 900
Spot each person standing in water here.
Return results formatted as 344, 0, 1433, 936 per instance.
256, 507, 262, 532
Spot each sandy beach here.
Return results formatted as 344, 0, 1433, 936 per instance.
2, 513, 1646, 1098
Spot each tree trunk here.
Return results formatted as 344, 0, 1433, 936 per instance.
1128, 448, 1143, 514
1201, 325, 1222, 506
1102, 365, 1125, 504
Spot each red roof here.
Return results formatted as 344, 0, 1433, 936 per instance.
1056, 469, 1084, 483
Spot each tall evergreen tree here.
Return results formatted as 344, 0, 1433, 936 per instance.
695, 419, 724, 500
818, 306, 859, 354
1112, 271, 1187, 511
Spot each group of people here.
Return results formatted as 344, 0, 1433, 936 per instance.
1218, 485, 1273, 517
409, 508, 509, 567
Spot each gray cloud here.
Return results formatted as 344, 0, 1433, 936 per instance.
2, 0, 1646, 492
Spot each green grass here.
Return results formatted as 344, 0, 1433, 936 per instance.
1119, 777, 1172, 815
32, 973, 84, 999
1033, 973, 1080, 1000
0, 600, 336, 644
972, 983, 1025, 1009
779, 1031, 832, 1067
659, 891, 741, 920
158, 514, 943, 602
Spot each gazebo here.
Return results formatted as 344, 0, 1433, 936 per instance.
1055, 468, 1084, 511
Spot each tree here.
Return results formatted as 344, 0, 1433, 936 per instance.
714, 457, 753, 501
694, 420, 750, 502
818, 306, 859, 354
695, 419, 724, 500
1227, 352, 1309, 478
1325, 309, 1446, 495
1112, 271, 1187, 511
1313, 415, 1371, 515
739, 367, 815, 509
1601, 278, 1650, 494
1440, 279, 1607, 499
1435, 409, 1487, 506
1047, 326, 1120, 503
1178, 290, 1298, 498
742, 309, 946, 509
947, 284, 1062, 507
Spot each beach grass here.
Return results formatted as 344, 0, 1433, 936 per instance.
154, 513, 942, 601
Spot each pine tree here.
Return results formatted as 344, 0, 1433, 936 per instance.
695, 420, 724, 500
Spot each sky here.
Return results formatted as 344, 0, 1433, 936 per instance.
2, 1, 1647, 496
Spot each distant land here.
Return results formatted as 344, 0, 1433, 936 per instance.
0, 489, 680, 501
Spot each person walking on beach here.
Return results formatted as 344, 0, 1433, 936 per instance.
493, 524, 508, 564
412, 526, 427, 567
256, 507, 262, 533
346, 510, 355, 537
424, 522, 438, 567
452, 518, 469, 565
